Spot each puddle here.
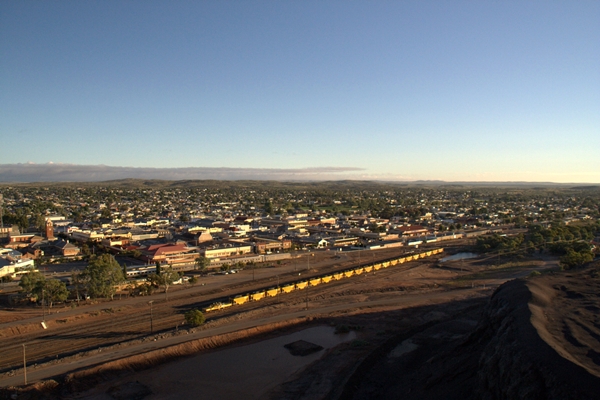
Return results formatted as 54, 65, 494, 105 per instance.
388, 339, 419, 359
141, 326, 356, 400
440, 252, 479, 262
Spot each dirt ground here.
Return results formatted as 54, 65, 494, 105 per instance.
340, 262, 600, 400
0, 246, 560, 399
528, 266, 600, 379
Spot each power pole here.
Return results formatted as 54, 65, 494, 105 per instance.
149, 300, 154, 334
22, 344, 27, 385
372, 252, 375, 273
305, 284, 309, 310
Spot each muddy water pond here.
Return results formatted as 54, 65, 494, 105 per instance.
440, 252, 479, 262
141, 326, 356, 399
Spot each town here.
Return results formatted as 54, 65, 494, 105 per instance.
1, 181, 598, 282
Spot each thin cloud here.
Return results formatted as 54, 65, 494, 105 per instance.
0, 163, 366, 182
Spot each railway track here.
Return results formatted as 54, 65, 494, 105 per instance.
0, 249, 443, 373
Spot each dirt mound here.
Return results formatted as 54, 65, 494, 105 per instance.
284, 340, 323, 356
342, 265, 600, 399
476, 267, 600, 399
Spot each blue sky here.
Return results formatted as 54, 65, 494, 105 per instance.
1, 1, 599, 182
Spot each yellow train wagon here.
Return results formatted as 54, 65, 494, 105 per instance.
426, 251, 433, 257
321, 275, 332, 283
266, 288, 280, 297
251, 291, 265, 301
233, 295, 249, 305
363, 265, 373, 273
354, 267, 364, 275
333, 272, 344, 280
419, 252, 427, 259
309, 277, 322, 287
373, 263, 381, 270
281, 284, 295, 293
203, 302, 233, 313
203, 304, 216, 313
344, 270, 354, 278
296, 281, 308, 290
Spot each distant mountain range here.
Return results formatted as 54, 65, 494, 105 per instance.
0, 163, 597, 188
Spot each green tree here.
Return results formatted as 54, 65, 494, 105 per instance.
188, 276, 198, 287
264, 201, 274, 215
155, 266, 180, 300
100, 208, 112, 219
42, 279, 69, 308
137, 282, 155, 296
81, 254, 125, 299
184, 309, 205, 327
17, 212, 29, 233
71, 271, 85, 303
19, 271, 46, 299
81, 243, 89, 256
195, 256, 209, 272
33, 214, 46, 233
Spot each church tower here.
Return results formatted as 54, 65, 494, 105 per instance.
45, 219, 55, 240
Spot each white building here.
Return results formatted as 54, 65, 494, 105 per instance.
0, 249, 35, 278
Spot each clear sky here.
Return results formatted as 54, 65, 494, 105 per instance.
1, 1, 599, 182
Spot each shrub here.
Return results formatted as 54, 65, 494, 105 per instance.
560, 249, 593, 270
528, 270, 541, 278
185, 309, 205, 327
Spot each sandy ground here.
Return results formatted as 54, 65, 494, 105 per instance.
527, 266, 600, 378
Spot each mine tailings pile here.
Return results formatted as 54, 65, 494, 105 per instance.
472, 270, 600, 400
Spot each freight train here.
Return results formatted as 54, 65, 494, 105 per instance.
203, 248, 444, 312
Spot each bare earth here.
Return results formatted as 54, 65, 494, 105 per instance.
3, 247, 593, 399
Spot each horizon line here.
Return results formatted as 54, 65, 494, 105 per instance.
0, 163, 598, 185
